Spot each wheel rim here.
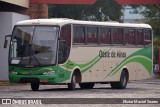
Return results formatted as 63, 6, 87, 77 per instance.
72, 75, 76, 86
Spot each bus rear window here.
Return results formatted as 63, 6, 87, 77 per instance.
144, 29, 152, 46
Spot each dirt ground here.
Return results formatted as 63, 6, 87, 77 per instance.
0, 76, 160, 107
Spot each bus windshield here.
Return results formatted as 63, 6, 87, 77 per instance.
10, 26, 59, 67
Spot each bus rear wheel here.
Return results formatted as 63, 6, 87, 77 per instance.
31, 82, 39, 91
79, 83, 95, 89
110, 70, 128, 89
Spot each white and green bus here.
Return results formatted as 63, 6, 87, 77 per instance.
4, 18, 153, 91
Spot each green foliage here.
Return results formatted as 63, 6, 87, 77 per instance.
154, 38, 160, 49
130, 5, 160, 64
48, 0, 122, 21
154, 48, 158, 64
153, 38, 160, 64
130, 5, 160, 35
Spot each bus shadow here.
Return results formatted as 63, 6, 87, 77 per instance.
37, 87, 146, 92
39, 88, 72, 91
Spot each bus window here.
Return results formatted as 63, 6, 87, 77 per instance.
87, 27, 98, 44
124, 29, 135, 45
100, 27, 111, 44
112, 28, 123, 45
144, 29, 152, 46
136, 29, 143, 45
58, 25, 71, 64
73, 26, 85, 44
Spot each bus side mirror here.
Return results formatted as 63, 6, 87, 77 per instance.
4, 35, 11, 48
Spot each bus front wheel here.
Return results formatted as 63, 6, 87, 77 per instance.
31, 82, 39, 91
68, 73, 77, 90
110, 70, 128, 89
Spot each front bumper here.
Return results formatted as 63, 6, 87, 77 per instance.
9, 74, 58, 84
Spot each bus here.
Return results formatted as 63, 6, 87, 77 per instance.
4, 18, 153, 91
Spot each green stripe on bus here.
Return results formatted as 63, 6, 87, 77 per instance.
105, 47, 152, 78
61, 49, 111, 72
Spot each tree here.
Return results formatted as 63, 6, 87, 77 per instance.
130, 5, 160, 35
130, 5, 160, 64
153, 38, 160, 64
48, 0, 123, 21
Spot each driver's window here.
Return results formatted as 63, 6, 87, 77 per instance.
11, 39, 17, 58
12, 36, 31, 58
58, 25, 71, 64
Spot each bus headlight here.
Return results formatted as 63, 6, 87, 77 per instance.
43, 71, 55, 75
10, 71, 18, 75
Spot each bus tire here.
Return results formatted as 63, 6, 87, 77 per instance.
79, 83, 95, 89
110, 70, 128, 89
68, 73, 77, 90
31, 82, 39, 91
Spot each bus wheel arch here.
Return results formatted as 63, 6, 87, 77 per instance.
122, 68, 129, 81
75, 69, 82, 83
68, 68, 82, 90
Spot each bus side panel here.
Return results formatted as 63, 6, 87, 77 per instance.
102, 47, 152, 82
68, 46, 152, 83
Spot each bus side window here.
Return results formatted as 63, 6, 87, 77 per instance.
136, 29, 143, 45
58, 25, 71, 64
100, 27, 111, 44
124, 29, 135, 45
87, 27, 98, 44
112, 28, 123, 45
73, 26, 85, 44
144, 29, 152, 46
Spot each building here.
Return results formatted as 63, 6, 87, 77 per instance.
122, 6, 144, 23
0, 0, 30, 81
0, 0, 96, 81
116, 0, 160, 23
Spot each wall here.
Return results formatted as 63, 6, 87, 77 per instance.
122, 6, 144, 23
0, 12, 29, 81
30, 3, 48, 19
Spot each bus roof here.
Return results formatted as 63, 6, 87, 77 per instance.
16, 18, 152, 28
